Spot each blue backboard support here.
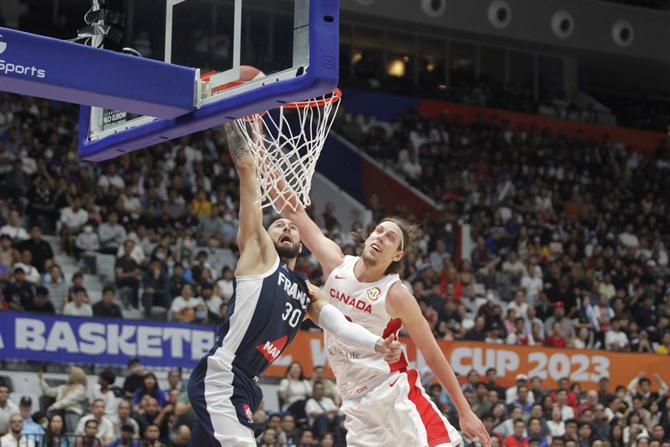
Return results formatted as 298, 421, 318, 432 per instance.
78, 0, 340, 162
0, 27, 196, 119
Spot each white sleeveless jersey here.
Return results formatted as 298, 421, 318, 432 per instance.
323, 255, 408, 399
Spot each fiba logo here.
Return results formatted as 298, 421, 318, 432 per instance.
366, 287, 381, 302
0, 35, 6, 54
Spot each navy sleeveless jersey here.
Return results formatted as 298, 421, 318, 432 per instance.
211, 257, 309, 378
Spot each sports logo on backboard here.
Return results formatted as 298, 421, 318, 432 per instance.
0, 35, 7, 55
366, 287, 381, 302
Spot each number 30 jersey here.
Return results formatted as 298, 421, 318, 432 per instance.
210, 256, 309, 378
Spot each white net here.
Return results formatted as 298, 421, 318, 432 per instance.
235, 89, 341, 214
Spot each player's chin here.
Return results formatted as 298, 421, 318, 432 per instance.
275, 242, 301, 259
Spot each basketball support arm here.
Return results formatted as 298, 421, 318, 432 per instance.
0, 27, 196, 119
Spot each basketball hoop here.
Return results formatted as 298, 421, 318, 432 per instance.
235, 88, 342, 214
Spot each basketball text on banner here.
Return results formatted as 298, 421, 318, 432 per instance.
0, 312, 215, 368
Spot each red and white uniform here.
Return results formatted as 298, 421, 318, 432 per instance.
324, 256, 462, 447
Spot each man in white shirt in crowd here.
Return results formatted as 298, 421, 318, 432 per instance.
110, 400, 140, 440
97, 164, 125, 192
169, 284, 205, 322
0, 210, 29, 241
605, 318, 629, 352
521, 268, 543, 305
59, 196, 89, 255
507, 289, 529, 317
92, 370, 120, 419
63, 286, 93, 317
304, 382, 340, 435
76, 399, 115, 446
1, 414, 35, 447
98, 211, 127, 255
0, 384, 19, 436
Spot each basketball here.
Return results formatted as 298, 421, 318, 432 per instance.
240, 65, 265, 81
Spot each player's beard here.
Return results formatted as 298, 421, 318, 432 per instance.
275, 241, 301, 259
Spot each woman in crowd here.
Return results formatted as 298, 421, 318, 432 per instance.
39, 366, 88, 433
278, 362, 312, 412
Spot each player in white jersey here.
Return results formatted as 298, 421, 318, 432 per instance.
278, 201, 491, 447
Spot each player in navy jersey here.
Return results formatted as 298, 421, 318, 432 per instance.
187, 122, 401, 447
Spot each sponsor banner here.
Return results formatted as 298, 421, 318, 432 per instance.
264, 331, 670, 390
0, 312, 215, 368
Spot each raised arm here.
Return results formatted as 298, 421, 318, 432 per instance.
281, 204, 344, 277
223, 122, 276, 275
386, 283, 491, 447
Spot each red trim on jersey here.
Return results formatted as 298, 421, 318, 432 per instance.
383, 318, 408, 372
406, 369, 451, 447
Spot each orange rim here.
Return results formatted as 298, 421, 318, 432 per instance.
282, 87, 342, 109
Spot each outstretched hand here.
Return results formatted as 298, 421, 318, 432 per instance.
459, 410, 491, 447
375, 336, 402, 363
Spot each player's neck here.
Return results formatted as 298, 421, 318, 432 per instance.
283, 257, 297, 270
353, 257, 386, 283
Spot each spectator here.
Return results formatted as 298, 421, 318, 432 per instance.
110, 400, 139, 440
0, 384, 19, 436
39, 367, 88, 432
168, 284, 204, 323
606, 318, 630, 352
277, 414, 299, 446
305, 381, 340, 437
93, 287, 123, 319
657, 331, 670, 354
92, 370, 120, 419
17, 226, 54, 273
168, 424, 190, 447
17, 397, 44, 437
115, 240, 142, 309
527, 417, 548, 447
511, 386, 533, 415
259, 427, 278, 447
131, 373, 166, 410
43, 264, 68, 313
75, 399, 114, 446
215, 266, 234, 302
59, 196, 88, 256
310, 366, 340, 406
297, 428, 317, 446
546, 405, 565, 438
504, 418, 529, 447
4, 268, 34, 311
142, 423, 163, 447
141, 260, 169, 319
545, 322, 568, 348
63, 286, 93, 317
279, 362, 312, 411
24, 286, 56, 314
44, 414, 67, 447
506, 375, 535, 405
577, 422, 593, 447
74, 224, 100, 261
167, 265, 188, 302
1, 414, 35, 447
98, 211, 127, 255
108, 423, 139, 447
134, 397, 169, 442
74, 419, 103, 447
14, 250, 41, 284
0, 210, 29, 241
318, 432, 335, 447
122, 359, 145, 400
544, 302, 575, 340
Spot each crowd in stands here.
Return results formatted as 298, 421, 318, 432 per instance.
335, 106, 670, 354
1, 60, 670, 444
